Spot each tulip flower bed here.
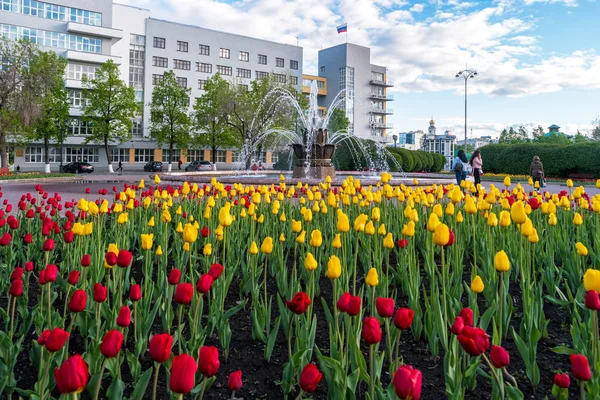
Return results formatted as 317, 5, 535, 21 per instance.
0, 175, 599, 400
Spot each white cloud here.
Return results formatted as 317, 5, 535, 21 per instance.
410, 3, 425, 12
523, 0, 578, 6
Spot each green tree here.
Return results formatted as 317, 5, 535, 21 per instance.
517, 125, 530, 142
327, 108, 350, 133
573, 130, 589, 143
81, 59, 139, 173
192, 74, 240, 165
532, 125, 545, 139
149, 70, 192, 171
499, 126, 529, 144
0, 38, 59, 169
26, 51, 68, 173
592, 118, 600, 141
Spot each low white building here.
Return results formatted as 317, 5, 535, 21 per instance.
421, 119, 456, 170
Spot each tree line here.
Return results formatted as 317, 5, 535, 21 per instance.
498, 124, 598, 145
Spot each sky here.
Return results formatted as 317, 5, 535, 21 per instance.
120, 0, 600, 139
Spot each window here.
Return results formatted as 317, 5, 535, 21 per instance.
65, 147, 98, 163
186, 149, 204, 162
66, 63, 97, 81
173, 59, 190, 70
291, 76, 298, 85
237, 68, 251, 79
130, 34, 145, 46
320, 66, 325, 73
198, 79, 207, 90
276, 57, 284, 68
176, 77, 187, 87
256, 71, 268, 80
131, 120, 143, 137
177, 40, 188, 52
273, 74, 286, 84
7, 1, 102, 26
134, 149, 154, 163
67, 90, 88, 108
152, 56, 168, 68
196, 62, 212, 73
153, 37, 165, 49
217, 65, 232, 76
231, 151, 242, 163
258, 54, 267, 65
152, 74, 164, 85
239, 84, 248, 91
271, 152, 279, 163
239, 51, 249, 62
219, 48, 230, 59
69, 118, 92, 136
216, 150, 226, 163
0, 24, 103, 53
111, 148, 129, 163
25, 146, 43, 163
163, 149, 180, 162
254, 151, 267, 163
199, 44, 210, 55
290, 60, 298, 70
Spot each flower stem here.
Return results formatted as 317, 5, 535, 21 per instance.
93, 359, 107, 400
199, 377, 208, 400
152, 363, 160, 400
369, 344, 375, 400
580, 380, 585, 400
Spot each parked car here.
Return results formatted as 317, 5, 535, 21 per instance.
185, 160, 213, 171
143, 161, 163, 172
61, 162, 94, 174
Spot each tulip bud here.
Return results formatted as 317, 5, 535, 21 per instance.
67, 270, 80, 286
392, 364, 422, 400
45, 328, 70, 352
490, 345, 510, 368
100, 330, 124, 358
116, 306, 131, 327
10, 279, 23, 297
585, 290, 600, 310
53, 354, 89, 394
197, 346, 220, 377
174, 283, 193, 305
571, 354, 591, 381
470, 275, 484, 293
208, 263, 224, 280
365, 268, 379, 287
149, 333, 173, 363
299, 364, 322, 393
168, 269, 181, 285
553, 373, 570, 389
196, 274, 213, 294
228, 370, 243, 392
286, 291, 311, 315
362, 317, 382, 344
93, 283, 107, 303
68, 290, 87, 313
170, 354, 197, 394
130, 284, 141, 302
376, 297, 395, 318
494, 250, 510, 272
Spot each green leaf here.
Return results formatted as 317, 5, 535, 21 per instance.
551, 346, 575, 355
265, 316, 280, 363
107, 377, 125, 399
129, 367, 153, 400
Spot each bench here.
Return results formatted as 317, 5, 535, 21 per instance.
568, 173, 595, 180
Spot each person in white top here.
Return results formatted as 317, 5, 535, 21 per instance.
469, 150, 483, 187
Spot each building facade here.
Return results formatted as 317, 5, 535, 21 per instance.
397, 130, 425, 151
302, 74, 327, 118
317, 43, 393, 144
421, 119, 456, 170
7, 0, 303, 171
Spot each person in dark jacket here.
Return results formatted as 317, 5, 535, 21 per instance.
530, 156, 544, 186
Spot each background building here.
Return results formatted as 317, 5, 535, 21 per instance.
302, 74, 327, 117
317, 43, 393, 144
458, 135, 496, 149
421, 119, 456, 170
397, 130, 425, 151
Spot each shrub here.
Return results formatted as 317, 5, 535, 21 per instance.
431, 154, 445, 172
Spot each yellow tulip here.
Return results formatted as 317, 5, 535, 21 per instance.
520, 218, 533, 237
279, 212, 287, 223
432, 224, 450, 246
154, 174, 160, 185
304, 252, 318, 271
296, 230, 306, 244
279, 233, 286, 242
183, 242, 190, 252
162, 209, 172, 223
494, 250, 510, 272
432, 204, 443, 219
584, 269, 600, 293
402, 221, 416, 237
498, 211, 510, 228
84, 222, 93, 236
249, 241, 258, 255
337, 210, 350, 233
378, 223, 386, 236
471, 275, 484, 293
456, 211, 464, 223
576, 242, 588, 257
176, 222, 184, 233
504, 176, 511, 187
88, 201, 99, 216
573, 213, 583, 226
465, 196, 477, 215
451, 188, 463, 204
371, 207, 381, 222
155, 245, 163, 256
365, 268, 379, 287
203, 243, 212, 256
117, 213, 129, 224
445, 203, 455, 216
76, 198, 89, 212
141, 233, 154, 250
326, 256, 342, 279
257, 214, 265, 224
566, 179, 573, 188
332, 234, 342, 249
548, 212, 557, 226
291, 219, 302, 233
383, 232, 394, 249
596, 179, 600, 189
427, 213, 440, 233
147, 217, 155, 227
487, 213, 498, 227
528, 228, 539, 244
354, 214, 368, 232
139, 179, 145, 189
365, 221, 375, 236
260, 237, 274, 254
108, 243, 119, 255
510, 201, 527, 224
309, 230, 323, 248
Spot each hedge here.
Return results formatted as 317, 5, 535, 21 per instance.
479, 142, 600, 178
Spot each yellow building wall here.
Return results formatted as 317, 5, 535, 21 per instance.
154, 149, 162, 161
204, 150, 211, 161
180, 149, 187, 163
266, 152, 272, 164
225, 150, 233, 163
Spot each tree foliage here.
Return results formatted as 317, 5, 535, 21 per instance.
81, 60, 139, 172
327, 108, 350, 134
149, 70, 192, 169
499, 126, 530, 144
192, 74, 240, 164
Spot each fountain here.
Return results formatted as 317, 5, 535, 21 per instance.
291, 128, 336, 179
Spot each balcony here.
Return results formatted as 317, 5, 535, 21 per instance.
369, 134, 393, 143
369, 93, 394, 101
67, 22, 124, 40
369, 107, 394, 115
65, 50, 122, 65
301, 85, 327, 96
369, 79, 394, 87
369, 122, 393, 129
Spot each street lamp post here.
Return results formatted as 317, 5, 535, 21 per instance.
455, 69, 477, 153
392, 134, 398, 148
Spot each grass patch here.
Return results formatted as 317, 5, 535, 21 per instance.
0, 172, 75, 181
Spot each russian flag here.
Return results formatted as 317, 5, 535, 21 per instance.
337, 23, 347, 34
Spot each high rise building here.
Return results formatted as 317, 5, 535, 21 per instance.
317, 43, 393, 143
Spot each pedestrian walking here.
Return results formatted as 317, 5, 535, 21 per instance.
530, 156, 545, 188
469, 150, 483, 187
452, 150, 469, 186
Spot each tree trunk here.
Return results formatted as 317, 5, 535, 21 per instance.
0, 132, 7, 169
104, 135, 113, 173
212, 146, 216, 164
44, 136, 50, 173
168, 141, 173, 172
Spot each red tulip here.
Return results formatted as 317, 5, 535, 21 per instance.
585, 290, 600, 310
24, 261, 34, 272
197, 346, 220, 377
457, 326, 489, 356
0, 232, 11, 246
286, 291, 312, 314
37, 329, 51, 346
397, 238, 409, 249
116, 250, 133, 268
68, 290, 87, 313
174, 283, 193, 305
93, 283, 107, 303
168, 269, 181, 285
24, 233, 33, 244
149, 333, 173, 363
105, 252, 117, 266
553, 373, 570, 389
393, 308, 414, 330
490, 345, 510, 368
81, 254, 91, 267
459, 307, 473, 327
100, 330, 123, 358
63, 231, 74, 243
208, 263, 224, 280
10, 267, 24, 281
445, 229, 455, 247
571, 354, 591, 381
42, 238, 55, 251
196, 274, 213, 294
376, 297, 395, 318
53, 354, 89, 394
200, 227, 210, 237
130, 284, 141, 302
528, 197, 540, 210
392, 364, 422, 400
45, 328, 70, 352
10, 279, 23, 297
44, 264, 58, 282
170, 354, 197, 394
228, 370, 243, 392
299, 363, 322, 393
67, 270, 80, 285
362, 317, 382, 344
451, 316, 465, 335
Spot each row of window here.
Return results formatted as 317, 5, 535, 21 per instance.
24, 146, 99, 163
152, 37, 298, 69
1, 0, 102, 26
153, 72, 297, 89
0, 24, 102, 53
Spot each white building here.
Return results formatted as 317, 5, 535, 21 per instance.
421, 119, 456, 171
396, 130, 425, 151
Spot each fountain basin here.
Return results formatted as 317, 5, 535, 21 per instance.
290, 143, 337, 179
